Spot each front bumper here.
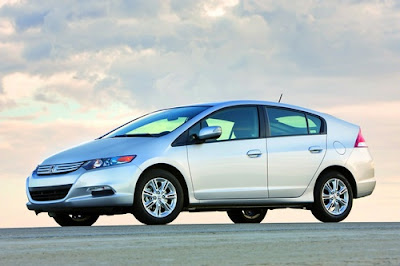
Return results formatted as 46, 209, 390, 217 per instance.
26, 163, 142, 213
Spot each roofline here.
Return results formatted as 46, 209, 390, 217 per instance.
173, 100, 326, 117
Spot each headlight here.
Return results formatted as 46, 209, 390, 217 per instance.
83, 155, 136, 170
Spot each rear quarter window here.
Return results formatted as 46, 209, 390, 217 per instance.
306, 114, 322, 134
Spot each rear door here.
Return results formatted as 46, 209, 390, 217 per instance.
265, 107, 327, 198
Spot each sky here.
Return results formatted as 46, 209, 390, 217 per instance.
0, 0, 399, 227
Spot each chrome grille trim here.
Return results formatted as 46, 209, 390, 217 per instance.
37, 162, 84, 175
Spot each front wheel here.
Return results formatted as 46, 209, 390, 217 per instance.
133, 169, 184, 225
53, 213, 99, 226
227, 209, 267, 224
311, 171, 353, 222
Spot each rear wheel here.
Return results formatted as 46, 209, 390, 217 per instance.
227, 209, 267, 224
53, 213, 99, 226
133, 169, 184, 225
311, 171, 353, 222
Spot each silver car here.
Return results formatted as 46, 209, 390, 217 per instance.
26, 100, 376, 226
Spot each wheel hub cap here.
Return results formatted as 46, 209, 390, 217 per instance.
322, 178, 349, 216
142, 178, 177, 218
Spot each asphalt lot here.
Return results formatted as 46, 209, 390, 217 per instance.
0, 223, 399, 265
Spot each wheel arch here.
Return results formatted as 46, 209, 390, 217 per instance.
316, 165, 357, 198
139, 163, 190, 208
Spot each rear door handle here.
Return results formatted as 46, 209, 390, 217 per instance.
247, 149, 262, 158
309, 146, 323, 153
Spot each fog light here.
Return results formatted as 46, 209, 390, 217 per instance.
87, 186, 115, 197
87, 186, 112, 192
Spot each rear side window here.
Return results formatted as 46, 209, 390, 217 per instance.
266, 107, 323, 137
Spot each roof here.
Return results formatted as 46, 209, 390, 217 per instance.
184, 100, 325, 116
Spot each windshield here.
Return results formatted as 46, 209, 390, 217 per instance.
104, 106, 209, 138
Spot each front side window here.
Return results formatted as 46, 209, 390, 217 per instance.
190, 106, 260, 142
266, 107, 323, 137
104, 106, 209, 138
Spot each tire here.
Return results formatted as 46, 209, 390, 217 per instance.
133, 169, 184, 225
227, 209, 267, 224
311, 171, 353, 222
53, 213, 99, 227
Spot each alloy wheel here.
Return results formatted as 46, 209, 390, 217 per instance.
141, 177, 177, 218
322, 178, 349, 215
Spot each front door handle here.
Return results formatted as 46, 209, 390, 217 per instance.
309, 146, 323, 153
247, 149, 262, 158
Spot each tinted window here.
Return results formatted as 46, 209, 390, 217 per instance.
190, 106, 259, 142
307, 114, 322, 134
104, 106, 209, 138
266, 107, 308, 137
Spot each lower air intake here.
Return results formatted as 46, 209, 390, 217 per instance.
29, 184, 72, 201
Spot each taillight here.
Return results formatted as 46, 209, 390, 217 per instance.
354, 129, 367, 148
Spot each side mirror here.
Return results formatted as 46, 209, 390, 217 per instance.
198, 126, 222, 140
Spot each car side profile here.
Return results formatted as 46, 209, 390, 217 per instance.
26, 100, 376, 226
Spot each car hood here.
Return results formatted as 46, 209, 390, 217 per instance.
40, 137, 154, 165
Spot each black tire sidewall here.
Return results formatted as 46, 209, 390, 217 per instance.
133, 169, 184, 225
53, 213, 99, 226
312, 171, 353, 222
227, 209, 267, 224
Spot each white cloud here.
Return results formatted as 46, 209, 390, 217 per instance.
0, 0, 21, 8
2, 72, 42, 99
320, 101, 400, 180
0, 119, 118, 177
0, 0, 399, 176
0, 0, 398, 110
0, 0, 400, 227
203, 0, 239, 17
0, 18, 14, 35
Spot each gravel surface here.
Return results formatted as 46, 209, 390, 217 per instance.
1, 223, 399, 265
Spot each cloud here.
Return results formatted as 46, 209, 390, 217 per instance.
0, 96, 16, 111
0, 0, 399, 178
320, 101, 400, 180
23, 41, 52, 61
0, 1, 399, 228
242, 0, 400, 75
0, 0, 398, 112
0, 18, 14, 35
33, 91, 59, 104
203, 0, 239, 17
0, 118, 127, 178
0, 42, 24, 72
2, 72, 41, 99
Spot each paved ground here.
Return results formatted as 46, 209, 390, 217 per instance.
0, 223, 399, 265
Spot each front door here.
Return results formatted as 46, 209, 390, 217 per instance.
187, 106, 268, 200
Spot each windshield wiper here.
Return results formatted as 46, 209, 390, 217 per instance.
112, 133, 156, 138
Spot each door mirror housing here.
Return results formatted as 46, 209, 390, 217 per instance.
198, 126, 222, 140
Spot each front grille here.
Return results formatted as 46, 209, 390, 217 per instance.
29, 184, 72, 201
37, 162, 84, 175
